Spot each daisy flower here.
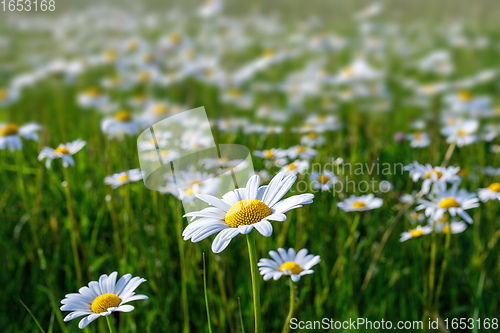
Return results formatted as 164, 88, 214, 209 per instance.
258, 248, 320, 282
416, 187, 479, 224
101, 110, 143, 139
0, 123, 40, 151
77, 87, 109, 109
404, 162, 461, 194
38, 139, 86, 169
337, 194, 383, 212
436, 220, 468, 234
477, 182, 500, 202
254, 148, 286, 160
400, 225, 433, 242
60, 272, 147, 329
182, 172, 314, 253
104, 169, 143, 189
309, 170, 338, 191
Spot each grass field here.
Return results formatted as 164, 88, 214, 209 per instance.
1, 1, 500, 332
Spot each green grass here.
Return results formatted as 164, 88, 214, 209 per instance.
1, 2, 500, 332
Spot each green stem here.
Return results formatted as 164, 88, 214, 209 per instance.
105, 315, 114, 333
282, 280, 295, 333
246, 232, 262, 333
203, 253, 213, 333
174, 202, 190, 333
19, 300, 46, 333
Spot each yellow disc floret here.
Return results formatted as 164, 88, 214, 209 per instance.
118, 174, 129, 182
0, 123, 19, 137
411, 229, 424, 238
279, 261, 303, 274
488, 183, 500, 193
225, 199, 272, 228
91, 293, 121, 314
439, 198, 460, 209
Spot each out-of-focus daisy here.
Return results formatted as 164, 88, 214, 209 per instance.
160, 169, 220, 203
38, 139, 86, 169
280, 160, 309, 175
258, 248, 320, 282
300, 132, 326, 147
478, 183, 500, 202
255, 170, 271, 184
406, 131, 430, 148
101, 110, 143, 139
416, 187, 479, 224
400, 225, 433, 242
286, 145, 317, 160
337, 194, 383, 212
441, 119, 478, 147
60, 272, 147, 329
104, 169, 143, 189
183, 172, 314, 253
309, 170, 338, 191
408, 210, 426, 223
0, 123, 40, 151
254, 148, 286, 160
404, 162, 461, 194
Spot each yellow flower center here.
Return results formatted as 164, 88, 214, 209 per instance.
297, 146, 306, 153
104, 50, 117, 62
263, 49, 275, 58
308, 132, 318, 139
90, 293, 121, 314
153, 104, 168, 115
457, 129, 466, 136
442, 225, 450, 233
488, 183, 500, 192
425, 169, 443, 179
317, 175, 330, 184
84, 87, 100, 98
263, 150, 274, 159
118, 174, 129, 182
458, 91, 472, 102
126, 40, 138, 52
115, 110, 133, 122
279, 261, 303, 274
0, 90, 8, 101
169, 33, 181, 44
143, 53, 154, 63
439, 198, 460, 209
287, 163, 298, 171
352, 201, 366, 208
225, 199, 272, 228
219, 157, 230, 163
0, 123, 19, 137
160, 150, 170, 157
227, 88, 242, 98
343, 66, 354, 77
410, 229, 424, 238
413, 131, 422, 139
55, 146, 70, 155
138, 71, 151, 82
